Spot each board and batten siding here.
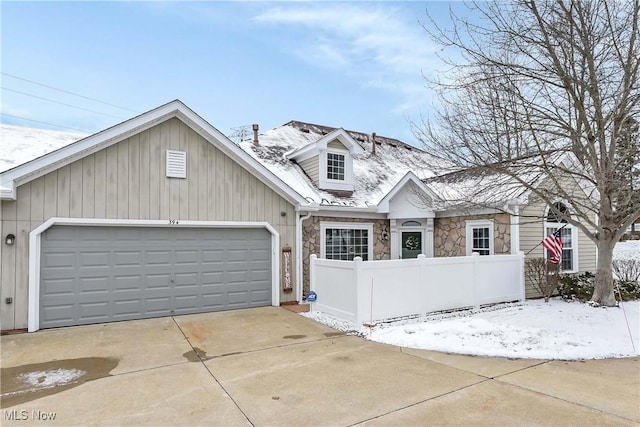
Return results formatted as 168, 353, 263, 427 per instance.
0, 118, 297, 331
299, 156, 320, 187
519, 197, 597, 298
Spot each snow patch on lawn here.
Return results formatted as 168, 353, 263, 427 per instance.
303, 299, 639, 360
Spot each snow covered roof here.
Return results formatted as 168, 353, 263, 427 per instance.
238, 120, 442, 209
0, 124, 88, 173
425, 167, 533, 211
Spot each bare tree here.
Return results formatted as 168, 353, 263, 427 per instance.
414, 0, 639, 306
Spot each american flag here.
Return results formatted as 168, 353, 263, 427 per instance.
542, 228, 563, 264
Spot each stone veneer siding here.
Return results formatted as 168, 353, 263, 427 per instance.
302, 215, 390, 295
434, 213, 511, 257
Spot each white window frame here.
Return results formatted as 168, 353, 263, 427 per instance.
318, 148, 354, 191
320, 222, 374, 261
326, 152, 346, 181
465, 219, 494, 256
544, 203, 579, 273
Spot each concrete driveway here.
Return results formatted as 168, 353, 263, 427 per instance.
1, 307, 638, 426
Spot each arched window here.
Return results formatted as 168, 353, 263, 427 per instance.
544, 202, 577, 271
546, 202, 570, 223
401, 220, 422, 227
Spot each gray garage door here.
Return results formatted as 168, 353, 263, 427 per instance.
39, 225, 272, 329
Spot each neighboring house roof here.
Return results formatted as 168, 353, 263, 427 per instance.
238, 120, 441, 209
424, 149, 598, 213
0, 125, 88, 173
0, 100, 310, 206
425, 167, 533, 211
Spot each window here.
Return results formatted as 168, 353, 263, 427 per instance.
544, 202, 577, 271
326, 152, 345, 181
321, 223, 373, 261
465, 220, 494, 256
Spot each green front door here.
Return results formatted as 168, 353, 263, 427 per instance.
401, 231, 422, 259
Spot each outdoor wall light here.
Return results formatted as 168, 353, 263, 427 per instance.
5, 234, 15, 245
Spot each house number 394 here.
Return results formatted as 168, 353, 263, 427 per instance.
169, 220, 179, 225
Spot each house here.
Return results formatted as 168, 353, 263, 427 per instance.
0, 100, 597, 332
0, 101, 309, 332
240, 121, 597, 299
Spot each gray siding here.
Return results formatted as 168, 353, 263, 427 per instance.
0, 118, 297, 330
299, 156, 320, 186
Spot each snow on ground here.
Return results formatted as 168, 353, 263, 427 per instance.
304, 242, 639, 360
304, 299, 639, 360
17, 368, 85, 389
614, 240, 640, 260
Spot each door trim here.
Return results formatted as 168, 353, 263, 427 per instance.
29, 218, 280, 332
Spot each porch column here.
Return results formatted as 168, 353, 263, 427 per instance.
425, 218, 434, 257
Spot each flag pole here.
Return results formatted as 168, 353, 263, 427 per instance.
525, 223, 569, 256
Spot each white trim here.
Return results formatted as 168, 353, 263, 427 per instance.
286, 128, 364, 160
510, 206, 520, 254
28, 218, 280, 332
465, 219, 495, 256
319, 147, 354, 191
319, 221, 374, 260
377, 171, 438, 216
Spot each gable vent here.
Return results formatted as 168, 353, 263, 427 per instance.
166, 150, 187, 178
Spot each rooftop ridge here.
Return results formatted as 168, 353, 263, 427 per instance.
283, 120, 423, 152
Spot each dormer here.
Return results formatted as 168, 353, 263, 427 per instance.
286, 128, 364, 193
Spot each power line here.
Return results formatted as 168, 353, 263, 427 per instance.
1, 86, 127, 120
1, 72, 139, 113
0, 112, 92, 133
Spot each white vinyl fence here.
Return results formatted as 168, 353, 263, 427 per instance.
309, 253, 525, 325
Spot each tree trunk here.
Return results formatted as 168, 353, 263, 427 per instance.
590, 239, 617, 306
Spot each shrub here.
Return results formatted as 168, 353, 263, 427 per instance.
612, 259, 640, 283
558, 271, 640, 302
525, 258, 560, 302
616, 279, 640, 301
557, 272, 595, 302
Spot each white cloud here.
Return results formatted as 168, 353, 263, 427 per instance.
253, 3, 440, 114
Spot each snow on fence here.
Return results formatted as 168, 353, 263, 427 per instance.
309, 252, 525, 325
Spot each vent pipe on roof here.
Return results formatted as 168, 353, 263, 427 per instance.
371, 132, 377, 156
252, 124, 259, 146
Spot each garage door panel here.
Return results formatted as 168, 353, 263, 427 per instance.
42, 252, 76, 269
79, 251, 110, 267
251, 289, 271, 304
145, 274, 172, 289
41, 304, 76, 325
113, 251, 143, 267
79, 277, 110, 293
39, 225, 273, 328
147, 251, 172, 265
41, 278, 75, 295
78, 302, 111, 320
145, 297, 172, 314
113, 275, 143, 291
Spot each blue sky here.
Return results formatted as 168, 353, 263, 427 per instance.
1, 1, 460, 145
